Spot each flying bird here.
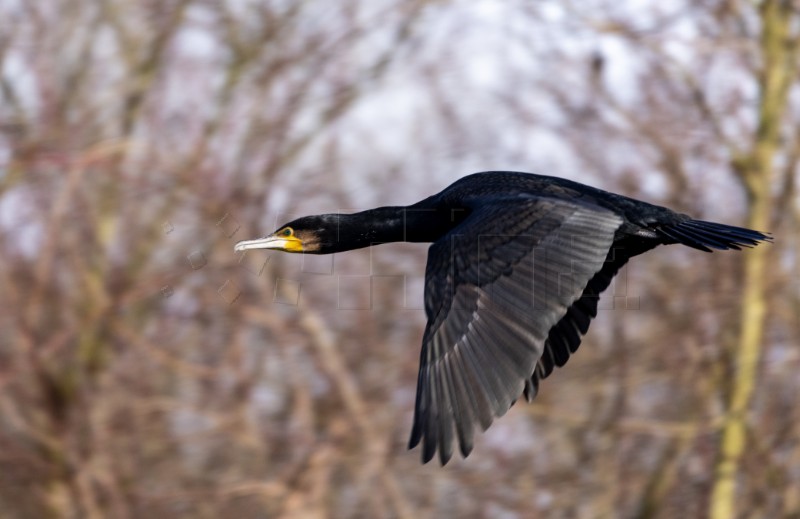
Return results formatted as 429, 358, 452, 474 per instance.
234, 171, 770, 465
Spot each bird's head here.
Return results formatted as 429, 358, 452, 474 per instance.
234, 214, 342, 254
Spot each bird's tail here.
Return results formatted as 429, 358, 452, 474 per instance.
657, 219, 772, 253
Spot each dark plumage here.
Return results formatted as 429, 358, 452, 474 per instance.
234, 171, 771, 465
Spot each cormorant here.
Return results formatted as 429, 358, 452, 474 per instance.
234, 171, 770, 465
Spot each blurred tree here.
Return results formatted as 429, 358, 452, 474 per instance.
710, 1, 799, 517
0, 0, 798, 518
0, 1, 427, 517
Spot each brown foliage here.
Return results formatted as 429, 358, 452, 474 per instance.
0, 1, 797, 518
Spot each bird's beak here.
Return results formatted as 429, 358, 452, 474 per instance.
234, 234, 304, 253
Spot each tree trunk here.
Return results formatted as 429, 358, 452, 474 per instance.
709, 2, 797, 517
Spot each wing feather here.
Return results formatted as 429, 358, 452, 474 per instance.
409, 197, 623, 463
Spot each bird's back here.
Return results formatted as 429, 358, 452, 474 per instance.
424, 171, 685, 234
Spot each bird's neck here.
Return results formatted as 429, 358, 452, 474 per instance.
325, 205, 466, 252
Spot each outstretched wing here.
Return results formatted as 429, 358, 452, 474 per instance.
524, 217, 772, 397
408, 197, 623, 464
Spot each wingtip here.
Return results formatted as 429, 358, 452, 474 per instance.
459, 441, 473, 459
407, 424, 422, 451
409, 423, 469, 465
422, 435, 437, 465
438, 448, 452, 466
409, 420, 440, 464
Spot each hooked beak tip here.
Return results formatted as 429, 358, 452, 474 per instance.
234, 236, 278, 252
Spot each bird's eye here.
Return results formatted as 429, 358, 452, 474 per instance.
282, 228, 293, 237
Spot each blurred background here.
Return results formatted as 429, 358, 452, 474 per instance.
1, 1, 798, 517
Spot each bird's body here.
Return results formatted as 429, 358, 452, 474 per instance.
235, 171, 770, 465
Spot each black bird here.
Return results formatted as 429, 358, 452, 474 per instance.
234, 171, 770, 465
